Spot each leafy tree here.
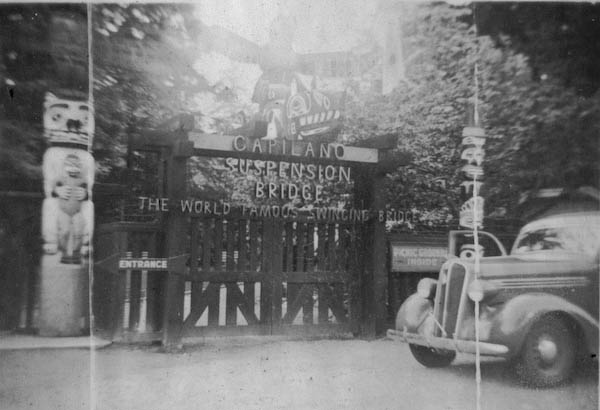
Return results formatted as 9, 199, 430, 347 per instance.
475, 2, 600, 97
91, 4, 201, 180
343, 2, 599, 227
0, 5, 87, 192
91, 4, 269, 218
1, 2, 597, 223
474, 3, 600, 209
344, 4, 479, 227
0, 4, 87, 330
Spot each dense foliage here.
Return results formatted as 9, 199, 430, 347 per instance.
0, 2, 598, 220
475, 3, 600, 211
344, 3, 599, 226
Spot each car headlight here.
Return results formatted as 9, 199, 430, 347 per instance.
467, 279, 499, 302
417, 278, 437, 299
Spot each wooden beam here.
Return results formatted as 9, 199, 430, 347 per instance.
270, 221, 283, 328
370, 172, 388, 335
188, 133, 379, 164
260, 221, 273, 326
130, 131, 173, 150
357, 133, 397, 150
352, 167, 388, 337
161, 147, 189, 348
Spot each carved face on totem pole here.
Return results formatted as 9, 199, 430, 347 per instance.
41, 92, 95, 264
43, 92, 95, 147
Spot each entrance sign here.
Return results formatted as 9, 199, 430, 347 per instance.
188, 132, 385, 214
189, 133, 379, 164
118, 257, 168, 270
137, 196, 410, 224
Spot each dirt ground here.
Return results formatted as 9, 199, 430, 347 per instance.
1, 337, 597, 410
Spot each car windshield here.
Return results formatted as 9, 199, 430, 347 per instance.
513, 223, 600, 258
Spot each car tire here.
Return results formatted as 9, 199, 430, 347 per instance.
515, 316, 577, 387
409, 344, 456, 368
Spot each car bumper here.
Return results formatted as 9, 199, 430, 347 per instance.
386, 328, 510, 356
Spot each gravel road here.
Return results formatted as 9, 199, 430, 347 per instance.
1, 337, 597, 410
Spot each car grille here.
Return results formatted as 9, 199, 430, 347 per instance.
433, 261, 469, 338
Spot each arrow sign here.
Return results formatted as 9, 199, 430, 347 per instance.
94, 253, 190, 274
167, 254, 190, 275
94, 253, 121, 275
118, 257, 168, 271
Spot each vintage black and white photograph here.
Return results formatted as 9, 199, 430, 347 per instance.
0, 1, 598, 409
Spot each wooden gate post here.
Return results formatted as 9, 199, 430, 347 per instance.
263, 219, 283, 333
353, 165, 388, 337
370, 169, 388, 335
162, 135, 193, 347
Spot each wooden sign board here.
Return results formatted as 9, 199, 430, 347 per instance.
390, 243, 448, 273
188, 133, 379, 164
118, 258, 168, 271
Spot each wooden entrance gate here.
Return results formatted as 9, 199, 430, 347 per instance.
179, 215, 358, 337
94, 216, 362, 341
94, 122, 398, 345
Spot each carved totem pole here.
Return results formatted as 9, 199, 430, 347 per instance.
38, 92, 95, 336
459, 125, 486, 258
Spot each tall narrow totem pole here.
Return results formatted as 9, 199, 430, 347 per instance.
459, 125, 485, 236
459, 66, 486, 258
38, 92, 95, 336
460, 98, 487, 410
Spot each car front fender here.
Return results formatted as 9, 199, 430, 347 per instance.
488, 293, 599, 357
395, 294, 433, 333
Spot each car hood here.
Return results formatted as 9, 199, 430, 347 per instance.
460, 252, 597, 278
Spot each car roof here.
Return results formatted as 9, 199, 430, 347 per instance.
520, 211, 600, 233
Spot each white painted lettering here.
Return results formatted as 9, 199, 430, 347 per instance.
233, 135, 246, 151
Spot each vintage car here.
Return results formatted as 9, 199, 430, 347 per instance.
387, 211, 599, 387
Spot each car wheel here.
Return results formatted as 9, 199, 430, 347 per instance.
515, 316, 577, 387
409, 344, 456, 368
